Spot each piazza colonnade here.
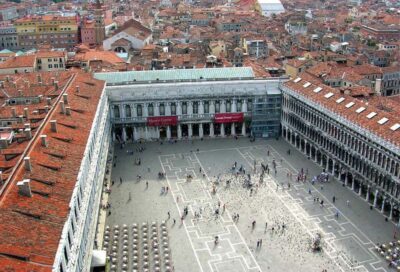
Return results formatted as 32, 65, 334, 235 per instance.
111, 97, 253, 141
280, 87, 400, 224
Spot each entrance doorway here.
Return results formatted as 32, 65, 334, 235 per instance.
181, 124, 189, 137
171, 125, 177, 138
159, 127, 167, 139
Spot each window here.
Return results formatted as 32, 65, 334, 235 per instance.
204, 101, 209, 113
148, 104, 154, 116
48, 64, 52, 69
159, 103, 165, 116
125, 105, 131, 118
193, 102, 198, 114
48, 58, 52, 62
213, 101, 220, 113
171, 103, 176, 115
182, 102, 187, 114
137, 104, 142, 116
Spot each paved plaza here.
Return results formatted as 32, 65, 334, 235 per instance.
105, 138, 397, 272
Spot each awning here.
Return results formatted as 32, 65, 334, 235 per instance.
147, 116, 178, 126
214, 113, 244, 124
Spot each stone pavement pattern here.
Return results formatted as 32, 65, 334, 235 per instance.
105, 138, 396, 272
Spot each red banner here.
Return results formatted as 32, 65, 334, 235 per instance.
214, 113, 244, 124
147, 116, 178, 126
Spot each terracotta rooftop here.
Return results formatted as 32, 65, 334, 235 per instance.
0, 55, 36, 69
284, 76, 400, 148
0, 71, 105, 270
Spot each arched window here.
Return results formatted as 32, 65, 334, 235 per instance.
148, 104, 154, 116
125, 105, 131, 118
113, 105, 120, 118
137, 104, 142, 116
159, 103, 165, 116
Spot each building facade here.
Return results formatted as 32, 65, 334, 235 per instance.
94, 68, 283, 142
15, 15, 78, 50
0, 25, 18, 50
281, 77, 400, 224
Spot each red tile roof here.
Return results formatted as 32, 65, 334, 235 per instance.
0, 71, 105, 270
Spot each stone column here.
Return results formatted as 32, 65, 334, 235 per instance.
145, 126, 149, 139
210, 101, 215, 114
351, 177, 355, 191
242, 99, 247, 112
345, 172, 349, 186
199, 101, 204, 115
358, 182, 362, 196
199, 123, 203, 138
241, 122, 246, 136
132, 104, 137, 117
166, 102, 172, 116
144, 103, 149, 117
210, 123, 214, 137
133, 127, 139, 141
366, 186, 370, 202
188, 101, 193, 115
231, 123, 236, 136
167, 126, 171, 139
154, 103, 160, 116
188, 123, 193, 138
177, 102, 182, 116
221, 100, 226, 113
156, 126, 160, 139
232, 99, 237, 112
373, 190, 379, 207
122, 126, 127, 142
112, 131, 116, 142
332, 160, 335, 176
221, 123, 225, 137
178, 124, 182, 139
389, 202, 393, 220
381, 197, 386, 213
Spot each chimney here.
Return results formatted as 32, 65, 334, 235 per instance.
63, 94, 68, 105
18, 90, 23, 97
65, 106, 71, 116
24, 156, 32, 171
0, 171, 2, 183
5, 75, 9, 82
46, 97, 52, 105
17, 179, 32, 197
38, 94, 43, 102
375, 78, 382, 95
11, 107, 16, 118
37, 74, 42, 84
24, 123, 30, 129
24, 108, 29, 118
75, 85, 80, 93
40, 135, 47, 147
24, 128, 32, 139
50, 120, 57, 132
60, 101, 65, 114
54, 81, 59, 91
18, 115, 24, 123
44, 105, 49, 113
24, 80, 30, 89
51, 77, 55, 85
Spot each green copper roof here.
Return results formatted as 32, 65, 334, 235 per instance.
94, 67, 255, 84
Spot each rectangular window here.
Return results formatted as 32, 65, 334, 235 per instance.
48, 64, 52, 68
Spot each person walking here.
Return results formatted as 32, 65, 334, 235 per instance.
346, 200, 350, 207
332, 196, 336, 203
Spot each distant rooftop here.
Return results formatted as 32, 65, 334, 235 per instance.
94, 67, 256, 85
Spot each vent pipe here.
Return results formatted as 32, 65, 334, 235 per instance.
24, 157, 32, 171
11, 107, 16, 118
23, 108, 29, 118
37, 74, 42, 85
63, 94, 68, 105
46, 97, 52, 106
54, 81, 59, 91
76, 85, 80, 93
60, 101, 65, 114
24, 128, 32, 139
40, 135, 47, 147
50, 120, 57, 133
17, 179, 32, 197
65, 107, 71, 116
